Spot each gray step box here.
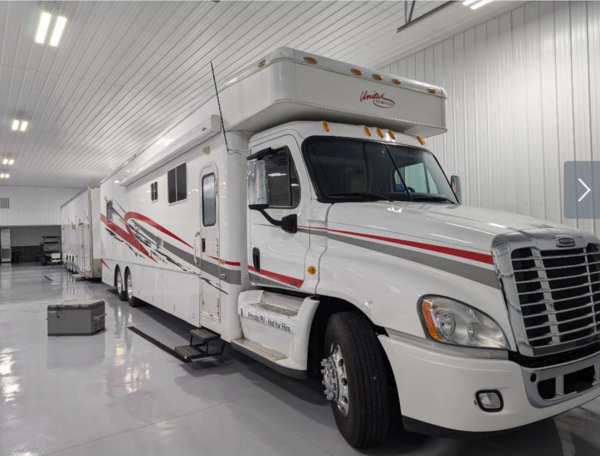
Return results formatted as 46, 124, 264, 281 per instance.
48, 300, 106, 336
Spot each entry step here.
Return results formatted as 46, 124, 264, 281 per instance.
250, 301, 299, 317
190, 327, 219, 343
174, 345, 205, 362
231, 338, 287, 362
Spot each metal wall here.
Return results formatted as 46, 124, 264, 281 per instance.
380, 1, 600, 236
0, 186, 81, 226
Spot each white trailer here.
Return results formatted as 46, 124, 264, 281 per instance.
101, 47, 600, 447
61, 187, 102, 278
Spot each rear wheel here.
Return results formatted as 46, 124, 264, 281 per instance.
116, 268, 127, 301
322, 312, 390, 448
125, 269, 140, 307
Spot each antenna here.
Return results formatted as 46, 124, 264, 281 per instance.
210, 62, 230, 154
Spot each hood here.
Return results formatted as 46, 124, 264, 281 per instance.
327, 202, 567, 254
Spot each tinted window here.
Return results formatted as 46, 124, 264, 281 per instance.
264, 149, 300, 208
168, 164, 186, 203
151, 182, 158, 202
202, 174, 216, 226
106, 200, 113, 222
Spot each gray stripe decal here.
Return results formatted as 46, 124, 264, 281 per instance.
300, 226, 498, 289
249, 271, 296, 290
129, 221, 242, 285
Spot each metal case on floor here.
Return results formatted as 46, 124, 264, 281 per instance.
47, 300, 106, 336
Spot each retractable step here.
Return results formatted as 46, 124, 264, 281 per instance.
174, 327, 225, 362
174, 345, 206, 362
190, 327, 219, 344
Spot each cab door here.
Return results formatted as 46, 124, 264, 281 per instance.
200, 164, 221, 322
248, 135, 310, 291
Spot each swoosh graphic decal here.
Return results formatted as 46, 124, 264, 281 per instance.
125, 212, 193, 249
101, 259, 111, 270
248, 266, 304, 288
208, 255, 241, 267
102, 213, 154, 261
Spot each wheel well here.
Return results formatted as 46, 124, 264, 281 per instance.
114, 266, 120, 287
307, 296, 399, 416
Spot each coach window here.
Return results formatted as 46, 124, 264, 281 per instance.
106, 200, 114, 222
168, 163, 187, 204
202, 174, 216, 226
264, 149, 300, 208
150, 181, 158, 202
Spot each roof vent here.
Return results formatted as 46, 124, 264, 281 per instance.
0, 198, 9, 209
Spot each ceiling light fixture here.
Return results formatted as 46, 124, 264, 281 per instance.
462, 0, 478, 5
470, 0, 495, 9
49, 16, 67, 46
5, 174, 9, 179
35, 12, 52, 44
20, 121, 28, 132
114, 180, 120, 184
11, 120, 20, 130
0, 174, 4, 179
8, 159, 14, 165
2, 159, 7, 165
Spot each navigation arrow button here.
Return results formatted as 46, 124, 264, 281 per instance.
578, 178, 591, 202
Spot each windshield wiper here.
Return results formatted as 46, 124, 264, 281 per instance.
411, 195, 455, 203
329, 192, 394, 202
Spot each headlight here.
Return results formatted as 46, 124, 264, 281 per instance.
418, 296, 508, 349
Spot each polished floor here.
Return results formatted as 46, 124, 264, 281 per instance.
1, 264, 600, 456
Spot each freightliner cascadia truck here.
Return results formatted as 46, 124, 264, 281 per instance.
100, 47, 600, 447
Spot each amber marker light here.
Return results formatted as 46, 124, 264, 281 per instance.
428, 88, 437, 94
364, 126, 372, 136
392, 78, 402, 85
304, 57, 317, 64
351, 68, 363, 76
417, 136, 425, 145
372, 74, 383, 81
308, 266, 317, 275
258, 60, 266, 68
388, 130, 396, 140
322, 121, 330, 132
377, 128, 384, 138
422, 300, 443, 341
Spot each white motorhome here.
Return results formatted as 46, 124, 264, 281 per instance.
100, 48, 600, 447
61, 187, 102, 278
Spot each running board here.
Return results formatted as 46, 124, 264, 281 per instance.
231, 338, 306, 379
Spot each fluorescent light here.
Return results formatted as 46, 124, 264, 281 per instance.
157, 137, 174, 146
471, 0, 494, 10
8, 159, 14, 165
2, 159, 7, 165
20, 121, 28, 132
49, 16, 67, 47
11, 120, 20, 130
114, 180, 120, 184
5, 174, 9, 179
463, 0, 478, 5
36, 12, 52, 44
0, 174, 4, 179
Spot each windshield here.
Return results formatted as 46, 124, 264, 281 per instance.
304, 137, 457, 204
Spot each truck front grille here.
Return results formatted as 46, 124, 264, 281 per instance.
511, 245, 600, 352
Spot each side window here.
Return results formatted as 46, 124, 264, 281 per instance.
106, 200, 113, 222
168, 163, 187, 203
150, 182, 158, 202
202, 174, 216, 226
264, 149, 300, 208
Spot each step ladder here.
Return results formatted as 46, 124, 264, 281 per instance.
174, 327, 225, 362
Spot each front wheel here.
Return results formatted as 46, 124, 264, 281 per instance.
322, 312, 390, 448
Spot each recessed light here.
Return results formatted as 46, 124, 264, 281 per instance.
8, 159, 14, 165
5, 174, 9, 179
49, 16, 67, 47
20, 121, 28, 132
470, 0, 494, 9
2, 159, 7, 165
0, 174, 4, 179
114, 180, 120, 184
35, 12, 52, 44
11, 120, 19, 130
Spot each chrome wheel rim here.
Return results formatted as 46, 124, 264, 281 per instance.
321, 342, 349, 416
126, 273, 133, 300
117, 273, 123, 294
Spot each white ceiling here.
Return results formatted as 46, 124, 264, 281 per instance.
0, 0, 523, 187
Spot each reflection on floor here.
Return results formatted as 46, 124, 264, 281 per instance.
1, 264, 599, 456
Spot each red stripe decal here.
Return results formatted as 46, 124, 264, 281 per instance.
101, 259, 111, 270
102, 213, 153, 261
208, 255, 241, 267
305, 226, 493, 265
124, 212, 193, 249
248, 266, 304, 288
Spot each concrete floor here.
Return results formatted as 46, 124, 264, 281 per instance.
1, 264, 600, 456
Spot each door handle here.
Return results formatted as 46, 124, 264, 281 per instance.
202, 238, 206, 253
252, 247, 260, 271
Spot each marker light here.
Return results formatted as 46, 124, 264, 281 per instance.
392, 78, 402, 85
322, 121, 330, 132
428, 88, 437, 94
376, 128, 384, 138
258, 60, 266, 68
417, 136, 425, 145
11, 120, 19, 130
372, 74, 383, 81
388, 130, 396, 140
20, 121, 28, 132
351, 69, 363, 76
35, 12, 52, 44
364, 126, 372, 136
304, 57, 317, 64
49, 16, 67, 47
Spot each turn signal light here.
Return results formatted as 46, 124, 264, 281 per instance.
392, 78, 402, 85
417, 136, 425, 146
351, 68, 363, 76
323, 121, 330, 132
372, 74, 383, 81
304, 57, 317, 64
388, 130, 396, 140
364, 126, 372, 136
422, 301, 444, 341
258, 60, 266, 68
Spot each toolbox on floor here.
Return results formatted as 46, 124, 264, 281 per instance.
47, 300, 106, 336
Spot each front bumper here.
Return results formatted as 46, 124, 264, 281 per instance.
379, 334, 600, 435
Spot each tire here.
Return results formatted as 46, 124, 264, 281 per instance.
125, 269, 140, 307
323, 312, 390, 448
115, 268, 127, 301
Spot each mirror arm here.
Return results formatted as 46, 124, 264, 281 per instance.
249, 205, 297, 234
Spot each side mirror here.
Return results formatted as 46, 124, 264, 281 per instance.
247, 159, 268, 207
450, 175, 461, 203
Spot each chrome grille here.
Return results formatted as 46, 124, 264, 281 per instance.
511, 245, 600, 352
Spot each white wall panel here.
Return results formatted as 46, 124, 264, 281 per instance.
380, 1, 600, 236
0, 186, 80, 226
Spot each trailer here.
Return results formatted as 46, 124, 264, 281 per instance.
101, 47, 600, 447
61, 187, 102, 278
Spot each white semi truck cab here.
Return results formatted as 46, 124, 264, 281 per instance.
101, 47, 600, 448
